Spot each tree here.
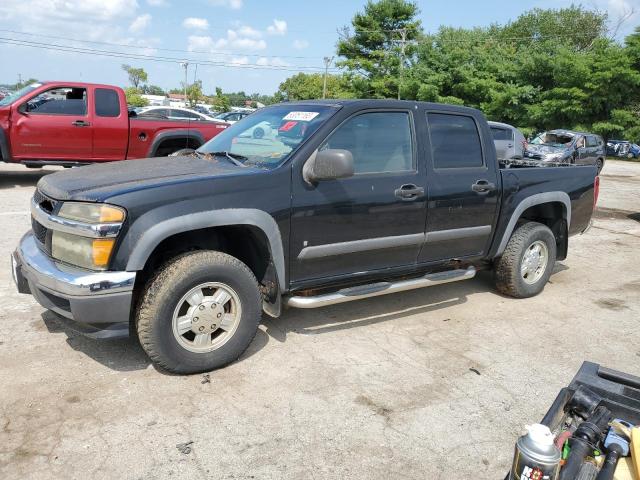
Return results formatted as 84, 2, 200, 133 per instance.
121, 64, 148, 89
141, 84, 165, 96
124, 87, 149, 107
277, 73, 354, 101
14, 78, 39, 90
211, 87, 231, 112
337, 0, 422, 98
186, 80, 203, 106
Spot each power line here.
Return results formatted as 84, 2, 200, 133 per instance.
0, 28, 325, 60
0, 37, 341, 73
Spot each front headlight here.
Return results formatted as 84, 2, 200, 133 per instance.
58, 202, 125, 223
50, 202, 125, 270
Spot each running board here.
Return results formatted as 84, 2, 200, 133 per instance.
286, 267, 476, 309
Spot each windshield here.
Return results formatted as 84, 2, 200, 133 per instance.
530, 132, 574, 148
198, 104, 337, 169
0, 83, 42, 106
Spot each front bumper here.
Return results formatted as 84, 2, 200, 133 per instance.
12, 232, 136, 338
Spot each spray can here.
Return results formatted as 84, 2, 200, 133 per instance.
510, 424, 562, 480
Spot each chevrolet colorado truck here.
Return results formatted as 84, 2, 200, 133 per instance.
0, 82, 228, 167
12, 100, 599, 374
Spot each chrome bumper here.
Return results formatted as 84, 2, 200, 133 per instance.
12, 232, 136, 337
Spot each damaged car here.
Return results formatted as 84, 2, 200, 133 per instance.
525, 130, 605, 172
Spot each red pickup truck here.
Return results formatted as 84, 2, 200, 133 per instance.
0, 82, 229, 167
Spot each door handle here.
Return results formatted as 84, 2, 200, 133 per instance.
394, 184, 424, 201
471, 180, 496, 194
72, 120, 91, 127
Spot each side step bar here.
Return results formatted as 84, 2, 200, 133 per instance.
286, 267, 476, 309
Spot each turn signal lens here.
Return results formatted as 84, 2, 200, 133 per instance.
92, 238, 116, 268
99, 205, 126, 223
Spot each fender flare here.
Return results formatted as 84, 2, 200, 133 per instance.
0, 128, 11, 162
147, 129, 205, 157
125, 208, 286, 291
495, 192, 571, 257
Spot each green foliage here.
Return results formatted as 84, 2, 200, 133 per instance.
121, 64, 148, 89
13, 78, 39, 90
277, 73, 354, 100
270, 1, 640, 143
141, 84, 165, 96
186, 80, 203, 106
337, 0, 422, 98
211, 87, 231, 113
124, 87, 149, 107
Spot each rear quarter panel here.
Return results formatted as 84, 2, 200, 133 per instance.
127, 119, 228, 158
490, 165, 597, 258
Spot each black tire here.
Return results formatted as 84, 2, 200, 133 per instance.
494, 222, 557, 298
136, 251, 261, 374
596, 158, 604, 173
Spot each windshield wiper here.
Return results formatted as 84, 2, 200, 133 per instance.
208, 151, 248, 167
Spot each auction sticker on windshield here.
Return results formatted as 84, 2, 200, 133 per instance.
283, 111, 319, 122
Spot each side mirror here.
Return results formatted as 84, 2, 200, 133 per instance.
17, 103, 28, 114
303, 149, 354, 184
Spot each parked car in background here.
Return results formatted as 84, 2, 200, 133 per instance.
488, 121, 526, 161
13, 99, 600, 373
135, 105, 223, 123
525, 129, 605, 172
0, 82, 229, 167
606, 140, 640, 159
214, 111, 252, 124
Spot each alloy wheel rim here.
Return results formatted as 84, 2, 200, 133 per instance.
172, 282, 242, 353
520, 240, 549, 285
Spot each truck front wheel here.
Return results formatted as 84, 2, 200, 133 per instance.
136, 251, 261, 374
494, 222, 557, 298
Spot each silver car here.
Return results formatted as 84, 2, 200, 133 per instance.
488, 121, 526, 161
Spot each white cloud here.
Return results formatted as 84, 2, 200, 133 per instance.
129, 13, 151, 33
0, 0, 139, 23
183, 17, 209, 30
230, 56, 249, 65
293, 39, 309, 50
256, 57, 290, 67
146, 0, 167, 5
237, 25, 262, 39
209, 0, 242, 9
266, 19, 287, 36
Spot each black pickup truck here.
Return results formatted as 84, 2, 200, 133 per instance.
12, 100, 599, 373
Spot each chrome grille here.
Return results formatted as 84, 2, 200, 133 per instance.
31, 189, 57, 254
32, 217, 48, 244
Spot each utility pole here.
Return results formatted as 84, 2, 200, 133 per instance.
322, 56, 334, 99
17, 73, 22, 87
398, 28, 407, 100
180, 62, 189, 106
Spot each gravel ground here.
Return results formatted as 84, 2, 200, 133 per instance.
0, 160, 638, 480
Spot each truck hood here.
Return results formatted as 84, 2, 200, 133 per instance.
37, 155, 262, 202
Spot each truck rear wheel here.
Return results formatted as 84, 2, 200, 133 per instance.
136, 251, 261, 374
494, 221, 557, 298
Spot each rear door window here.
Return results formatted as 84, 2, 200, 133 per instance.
427, 113, 484, 169
139, 108, 168, 118
170, 109, 200, 120
490, 127, 513, 141
95, 88, 120, 117
586, 136, 599, 147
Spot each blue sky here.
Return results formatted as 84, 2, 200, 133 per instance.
1, 0, 639, 95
